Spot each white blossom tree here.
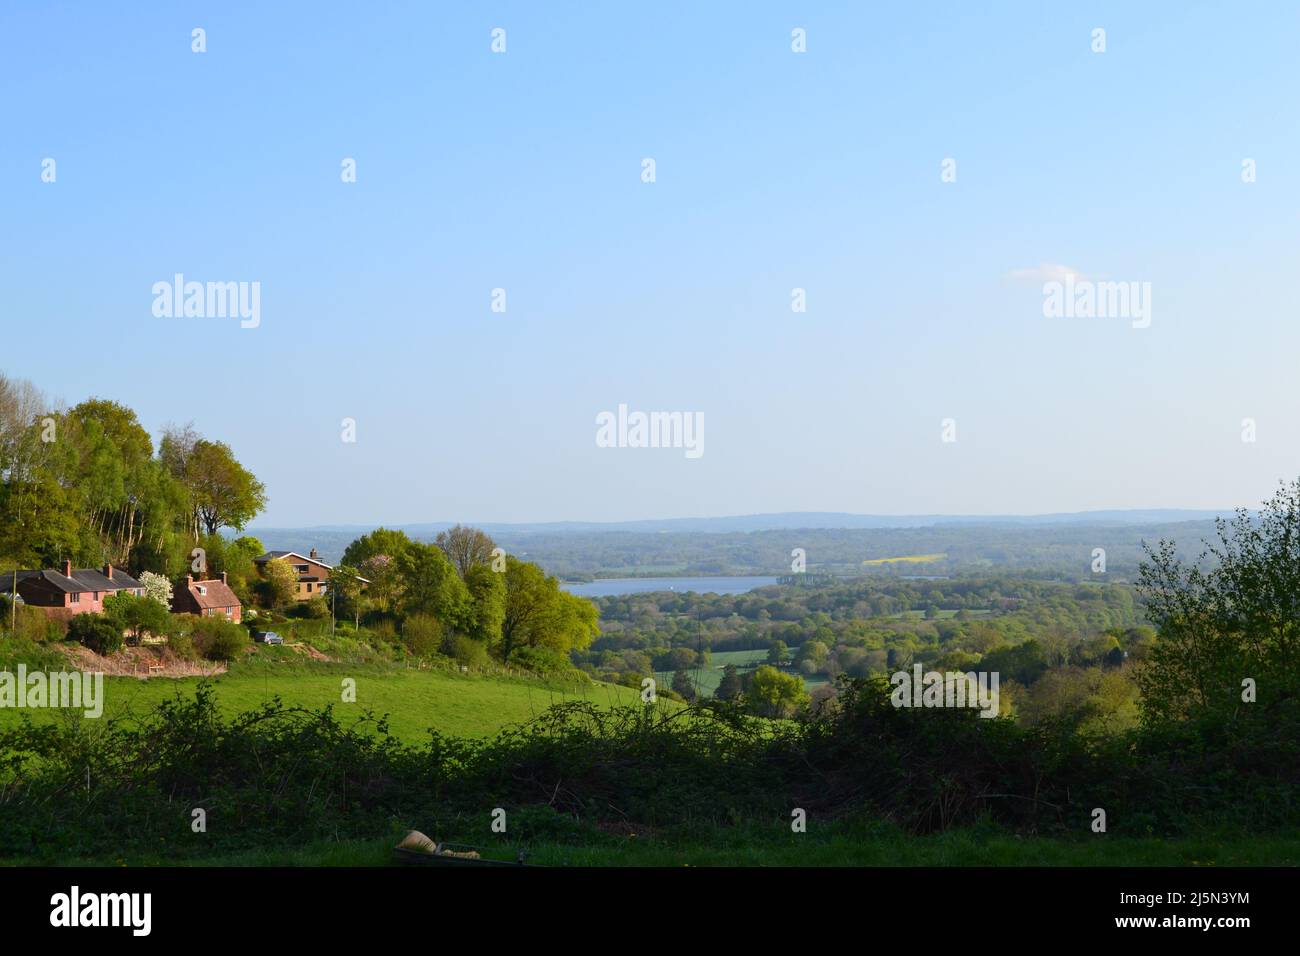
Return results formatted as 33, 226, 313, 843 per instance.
138, 570, 173, 608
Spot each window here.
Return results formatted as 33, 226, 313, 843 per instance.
197, 586, 207, 596
70, 593, 80, 604
306, 583, 313, 593
294, 564, 309, 574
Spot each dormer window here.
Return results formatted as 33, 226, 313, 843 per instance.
197, 585, 207, 596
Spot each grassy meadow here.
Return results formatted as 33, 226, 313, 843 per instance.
0, 651, 646, 741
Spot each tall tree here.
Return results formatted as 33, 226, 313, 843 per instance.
715, 664, 743, 701
396, 542, 471, 630
464, 563, 506, 647
261, 558, 299, 609
184, 439, 266, 535
328, 563, 367, 628
341, 527, 414, 567
435, 524, 497, 577
500, 557, 598, 659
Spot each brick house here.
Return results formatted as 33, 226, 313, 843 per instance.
255, 549, 342, 601
172, 572, 242, 623
0, 561, 144, 621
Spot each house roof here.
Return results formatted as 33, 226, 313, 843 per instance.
184, 577, 241, 610
256, 550, 331, 569
254, 550, 368, 584
0, 567, 142, 595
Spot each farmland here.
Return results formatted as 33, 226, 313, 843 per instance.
0, 654, 646, 742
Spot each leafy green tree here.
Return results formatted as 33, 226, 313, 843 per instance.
463, 563, 506, 647
715, 664, 743, 701
795, 639, 829, 668
402, 613, 444, 657
671, 669, 697, 702
980, 640, 1048, 686
745, 664, 809, 718
184, 439, 266, 535
766, 640, 790, 666
68, 613, 123, 656
396, 542, 471, 629
500, 557, 598, 660
359, 554, 403, 612
104, 591, 170, 643
191, 617, 249, 661
1138, 479, 1300, 722
341, 527, 414, 567
329, 563, 367, 628
260, 557, 299, 609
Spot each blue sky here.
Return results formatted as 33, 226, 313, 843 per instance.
2, 2, 1298, 526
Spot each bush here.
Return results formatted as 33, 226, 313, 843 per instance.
290, 596, 330, 620
168, 632, 200, 661
3, 603, 64, 642
0, 635, 66, 670
402, 614, 443, 657
190, 617, 250, 662
442, 633, 489, 668
2, 679, 1300, 861
68, 614, 124, 656
508, 646, 577, 676
103, 592, 170, 643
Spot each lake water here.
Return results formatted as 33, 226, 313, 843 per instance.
562, 575, 781, 598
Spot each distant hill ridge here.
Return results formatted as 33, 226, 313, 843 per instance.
246, 510, 1232, 568
252, 508, 1229, 537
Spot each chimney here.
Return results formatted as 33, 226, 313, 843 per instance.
103, 564, 113, 580
62, 560, 72, 578
221, 571, 228, 585
186, 575, 193, 588
309, 548, 319, 560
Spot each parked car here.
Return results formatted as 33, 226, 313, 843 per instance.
253, 630, 284, 645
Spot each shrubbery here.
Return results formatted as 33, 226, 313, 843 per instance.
167, 631, 200, 661
442, 633, 489, 668
67, 613, 123, 656
289, 596, 330, 620
3, 679, 1297, 861
508, 646, 578, 676
401, 614, 443, 657
1, 603, 65, 643
189, 617, 250, 662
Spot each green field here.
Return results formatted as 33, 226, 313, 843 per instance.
0, 656, 646, 741
656, 648, 765, 698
